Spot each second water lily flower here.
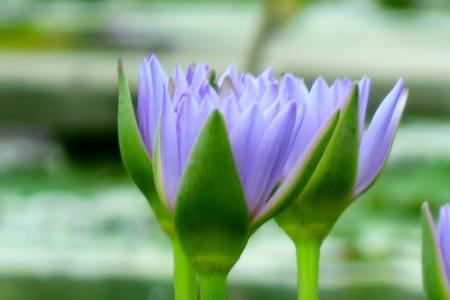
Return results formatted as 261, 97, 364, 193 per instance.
120, 55, 341, 300
422, 202, 450, 300
275, 76, 408, 300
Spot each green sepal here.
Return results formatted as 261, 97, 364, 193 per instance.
250, 110, 340, 233
276, 84, 359, 242
422, 202, 450, 300
175, 110, 249, 276
117, 59, 172, 236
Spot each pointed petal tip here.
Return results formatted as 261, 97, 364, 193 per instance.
146, 53, 159, 63
314, 75, 328, 85
358, 76, 371, 91
140, 54, 159, 68
440, 204, 450, 217
393, 78, 406, 94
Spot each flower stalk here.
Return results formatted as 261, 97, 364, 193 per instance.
172, 239, 198, 300
296, 238, 320, 300
199, 273, 227, 300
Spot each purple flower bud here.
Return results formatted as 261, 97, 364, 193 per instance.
281, 76, 407, 199
422, 202, 450, 299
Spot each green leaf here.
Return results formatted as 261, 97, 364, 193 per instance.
251, 110, 340, 232
276, 84, 359, 242
422, 202, 450, 300
175, 110, 249, 276
117, 59, 172, 235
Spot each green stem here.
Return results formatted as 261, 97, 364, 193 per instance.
296, 239, 321, 300
199, 273, 227, 300
172, 239, 198, 300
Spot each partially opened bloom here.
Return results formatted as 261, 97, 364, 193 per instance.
118, 55, 339, 300
277, 76, 408, 241
275, 76, 407, 300
289, 76, 407, 198
422, 202, 450, 300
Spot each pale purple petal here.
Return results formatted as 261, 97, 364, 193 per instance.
176, 94, 205, 171
355, 79, 407, 196
258, 110, 338, 218
218, 65, 241, 96
190, 63, 209, 91
239, 79, 259, 110
330, 78, 353, 108
280, 74, 303, 102
137, 55, 168, 155
159, 95, 181, 207
219, 91, 241, 130
245, 102, 297, 215
263, 99, 281, 126
310, 76, 333, 122
186, 65, 194, 85
259, 83, 279, 111
229, 105, 265, 188
283, 99, 321, 173
282, 103, 305, 177
172, 65, 189, 103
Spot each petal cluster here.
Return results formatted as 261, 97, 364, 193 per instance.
137, 55, 406, 220
281, 76, 407, 198
138, 55, 315, 217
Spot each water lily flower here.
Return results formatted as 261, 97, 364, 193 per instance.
275, 76, 408, 300
118, 55, 340, 300
422, 202, 450, 300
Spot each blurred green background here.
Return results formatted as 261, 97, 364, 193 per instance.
1, 0, 450, 299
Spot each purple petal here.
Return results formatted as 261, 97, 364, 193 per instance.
259, 83, 279, 111
137, 55, 168, 155
229, 105, 265, 189
283, 99, 321, 173
190, 63, 209, 91
239, 78, 259, 110
244, 102, 297, 215
159, 94, 181, 207
176, 94, 205, 171
440, 204, 450, 282
219, 91, 241, 130
330, 78, 353, 108
218, 65, 241, 95
282, 102, 305, 176
257, 109, 338, 219
310, 76, 333, 122
280, 74, 305, 102
354, 79, 407, 196
263, 99, 281, 126
258, 67, 275, 93
172, 65, 189, 103
186, 65, 194, 85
